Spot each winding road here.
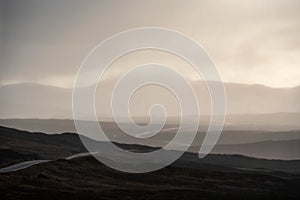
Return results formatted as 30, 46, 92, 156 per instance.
0, 160, 50, 174
0, 152, 100, 174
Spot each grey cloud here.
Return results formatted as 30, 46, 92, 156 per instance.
0, 0, 300, 88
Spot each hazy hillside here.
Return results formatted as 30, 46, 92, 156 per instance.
1, 118, 300, 145
1, 125, 299, 161
1, 125, 300, 172
210, 140, 300, 160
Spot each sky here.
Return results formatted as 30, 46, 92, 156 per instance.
1, 0, 300, 88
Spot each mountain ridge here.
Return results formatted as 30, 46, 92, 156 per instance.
1, 82, 299, 119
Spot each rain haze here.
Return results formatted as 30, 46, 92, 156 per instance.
1, 1, 300, 198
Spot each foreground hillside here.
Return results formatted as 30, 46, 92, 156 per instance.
1, 126, 300, 199
1, 155, 300, 200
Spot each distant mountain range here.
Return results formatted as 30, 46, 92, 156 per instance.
0, 82, 299, 119
0, 83, 72, 119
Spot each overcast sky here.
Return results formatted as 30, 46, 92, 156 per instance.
1, 0, 300, 88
